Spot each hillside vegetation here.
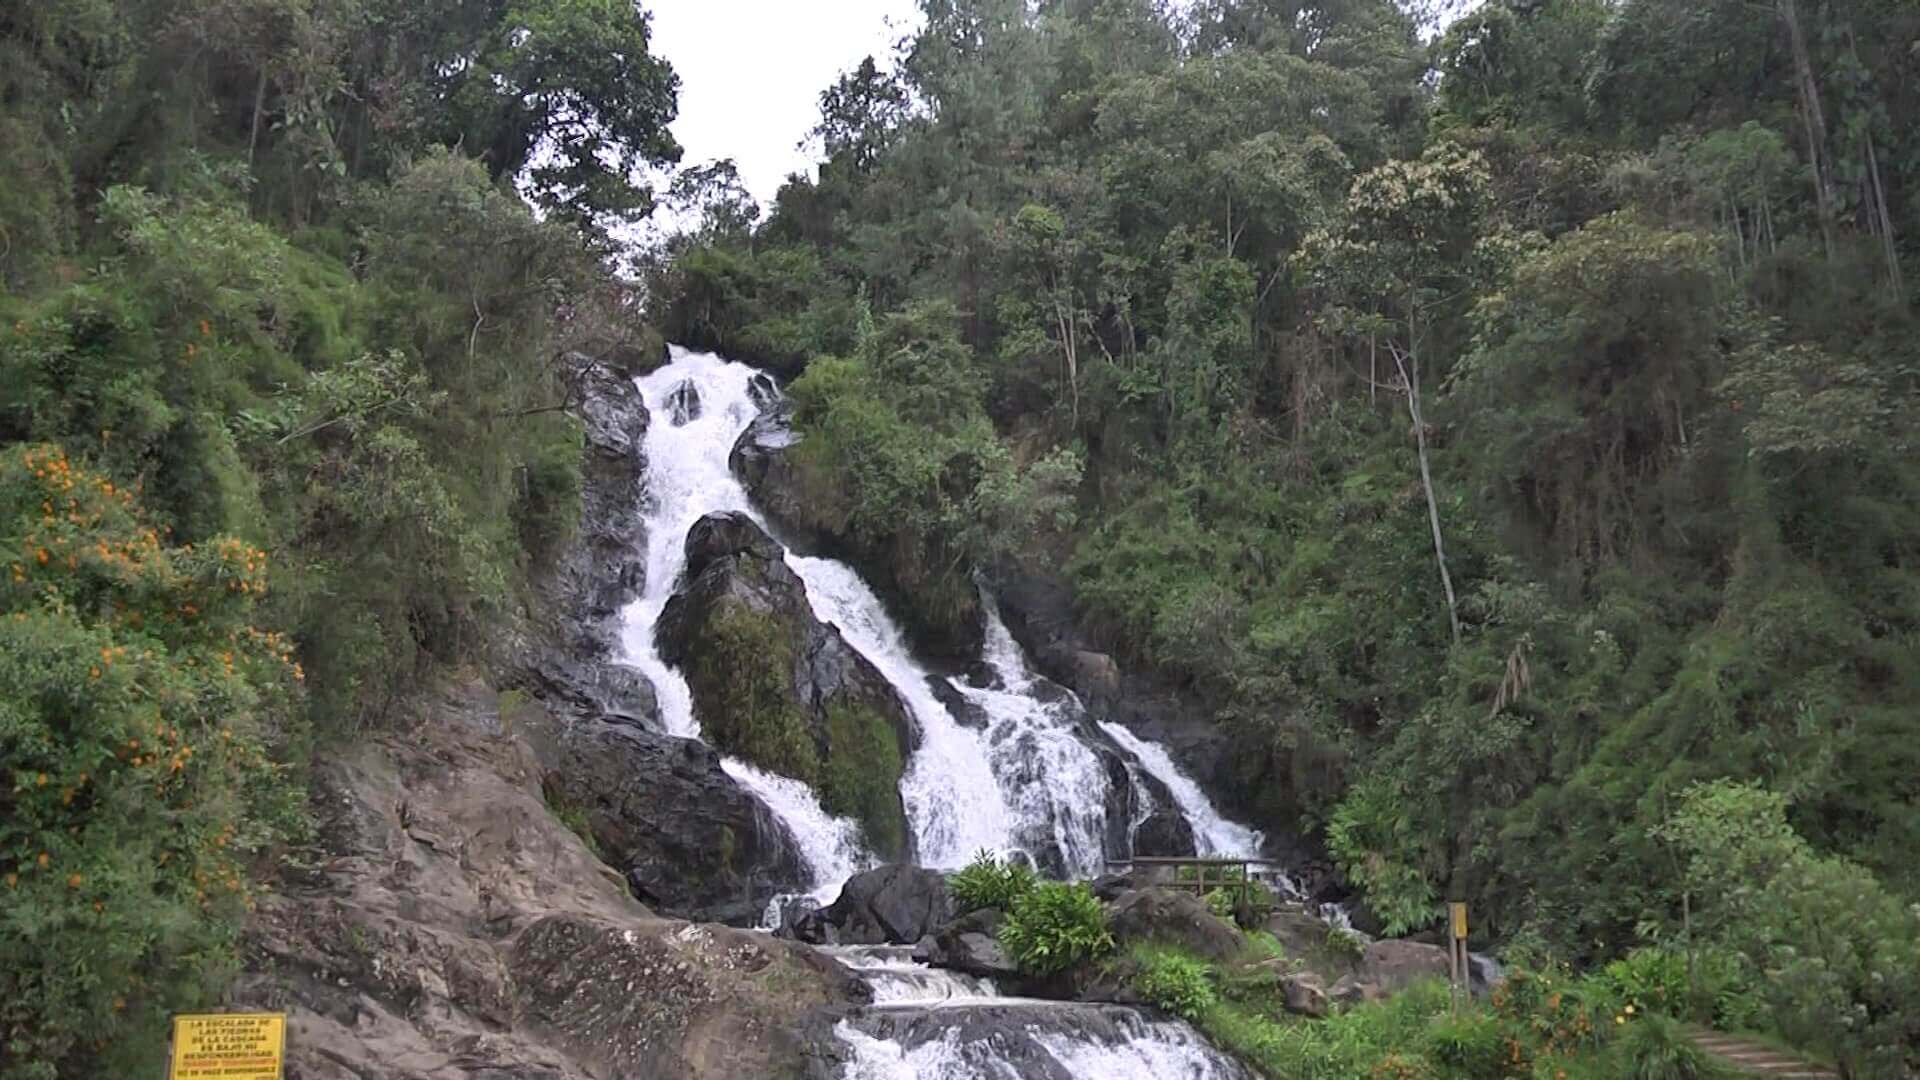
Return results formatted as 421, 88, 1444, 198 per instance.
0, 3, 676, 1075
650, 0, 1920, 1071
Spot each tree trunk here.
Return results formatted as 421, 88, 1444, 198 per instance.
1779, 0, 1838, 258
1393, 344, 1462, 646
247, 67, 268, 166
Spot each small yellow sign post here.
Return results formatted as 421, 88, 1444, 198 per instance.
169, 1012, 285, 1079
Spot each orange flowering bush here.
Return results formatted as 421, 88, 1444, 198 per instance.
0, 444, 302, 1077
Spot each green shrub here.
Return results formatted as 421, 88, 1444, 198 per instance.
999, 881, 1114, 975
1424, 1011, 1517, 1077
0, 446, 302, 1078
1132, 947, 1218, 1021
949, 850, 1038, 912
1611, 1013, 1725, 1080
1601, 947, 1689, 1018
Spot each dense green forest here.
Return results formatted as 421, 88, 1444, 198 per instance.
4, 0, 1919, 1075
0, 1, 676, 1074
650, 0, 1920, 1069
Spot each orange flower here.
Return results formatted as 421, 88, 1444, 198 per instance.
35, 852, 49, 869
66, 873, 82, 889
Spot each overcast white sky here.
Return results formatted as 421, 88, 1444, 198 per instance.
648, 0, 924, 208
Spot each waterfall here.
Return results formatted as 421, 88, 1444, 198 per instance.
620, 346, 1265, 898
621, 350, 762, 742
1096, 721, 1264, 857
620, 347, 1265, 1079
782, 553, 1019, 868
955, 603, 1114, 879
619, 350, 864, 898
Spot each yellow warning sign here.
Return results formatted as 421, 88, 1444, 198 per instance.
170, 1012, 285, 1079
1450, 902, 1469, 941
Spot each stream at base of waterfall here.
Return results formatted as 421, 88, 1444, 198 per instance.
616, 347, 1274, 1077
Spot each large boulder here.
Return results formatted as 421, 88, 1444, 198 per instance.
920, 908, 1017, 980
1106, 887, 1247, 964
794, 865, 952, 946
530, 719, 808, 926
1358, 939, 1454, 994
729, 405, 823, 552
657, 512, 916, 860
512, 914, 864, 1078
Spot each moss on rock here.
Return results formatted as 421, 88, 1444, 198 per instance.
819, 701, 908, 858
682, 600, 818, 783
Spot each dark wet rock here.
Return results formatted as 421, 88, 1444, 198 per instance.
528, 720, 808, 926
1107, 887, 1247, 964
658, 512, 917, 860
922, 908, 1017, 980
729, 403, 823, 552
665, 378, 703, 424
794, 865, 952, 946
514, 352, 660, 731
684, 508, 783, 571
1131, 804, 1198, 857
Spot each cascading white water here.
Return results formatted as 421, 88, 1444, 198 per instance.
782, 554, 1019, 868
1096, 721, 1264, 857
817, 945, 999, 1005
954, 604, 1114, 879
622, 349, 763, 741
832, 1013, 1250, 1080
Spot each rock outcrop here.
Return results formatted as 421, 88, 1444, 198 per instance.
657, 512, 916, 860
232, 684, 864, 1079
515, 352, 660, 730
790, 865, 953, 946
919, 908, 1017, 979
525, 717, 807, 925
1106, 887, 1248, 964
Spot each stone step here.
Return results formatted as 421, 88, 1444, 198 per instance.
1682, 1027, 1839, 1079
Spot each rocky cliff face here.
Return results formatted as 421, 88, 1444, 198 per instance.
232, 683, 865, 1079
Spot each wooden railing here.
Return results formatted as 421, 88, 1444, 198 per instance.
1103, 855, 1286, 914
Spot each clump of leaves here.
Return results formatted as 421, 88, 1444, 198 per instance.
1423, 1011, 1517, 1077
949, 849, 1037, 912
1611, 1013, 1725, 1080
999, 881, 1113, 975
1132, 947, 1218, 1021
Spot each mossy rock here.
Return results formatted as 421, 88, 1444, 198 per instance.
819, 701, 908, 859
682, 600, 818, 783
